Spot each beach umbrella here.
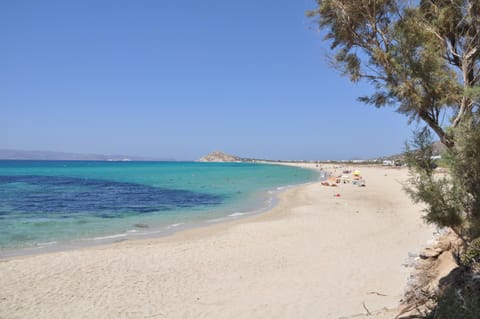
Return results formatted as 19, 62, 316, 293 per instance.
353, 170, 361, 176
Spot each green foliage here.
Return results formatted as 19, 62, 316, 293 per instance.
447, 116, 480, 239
429, 287, 480, 318
404, 128, 464, 236
404, 120, 480, 318
310, 0, 480, 241
405, 115, 480, 242
309, 1, 480, 317
464, 87, 480, 101
426, 267, 480, 319
462, 237, 480, 271
308, 0, 480, 147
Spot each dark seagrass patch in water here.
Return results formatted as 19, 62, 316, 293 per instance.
0, 175, 223, 219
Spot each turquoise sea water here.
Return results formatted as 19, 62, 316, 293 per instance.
0, 161, 319, 253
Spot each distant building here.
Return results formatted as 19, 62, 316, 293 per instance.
382, 160, 395, 166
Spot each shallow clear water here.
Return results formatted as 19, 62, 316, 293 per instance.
0, 161, 318, 250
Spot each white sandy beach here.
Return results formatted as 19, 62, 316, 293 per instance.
0, 165, 435, 319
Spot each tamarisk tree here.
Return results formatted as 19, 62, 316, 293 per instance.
308, 0, 480, 241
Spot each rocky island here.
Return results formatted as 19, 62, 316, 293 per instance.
198, 151, 242, 162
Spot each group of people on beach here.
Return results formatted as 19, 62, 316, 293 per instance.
321, 168, 366, 187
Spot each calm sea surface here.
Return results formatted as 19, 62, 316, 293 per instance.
0, 161, 319, 252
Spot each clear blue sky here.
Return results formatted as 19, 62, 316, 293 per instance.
1, 0, 417, 160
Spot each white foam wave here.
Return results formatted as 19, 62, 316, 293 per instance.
166, 223, 185, 229
91, 234, 127, 241
36, 241, 57, 246
228, 212, 246, 217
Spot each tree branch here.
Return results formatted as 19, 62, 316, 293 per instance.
419, 110, 454, 148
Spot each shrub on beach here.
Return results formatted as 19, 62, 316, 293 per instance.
404, 124, 480, 317
404, 118, 480, 245
308, 0, 480, 316
425, 264, 480, 319
308, 0, 480, 246
462, 237, 480, 272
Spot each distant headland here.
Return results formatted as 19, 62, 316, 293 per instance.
198, 151, 242, 162
198, 151, 264, 163
0, 149, 174, 161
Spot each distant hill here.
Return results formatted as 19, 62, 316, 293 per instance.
0, 149, 174, 161
198, 151, 242, 162
378, 141, 448, 162
199, 143, 449, 164
431, 141, 448, 155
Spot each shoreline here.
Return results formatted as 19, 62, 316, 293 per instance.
0, 164, 434, 318
0, 164, 324, 259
